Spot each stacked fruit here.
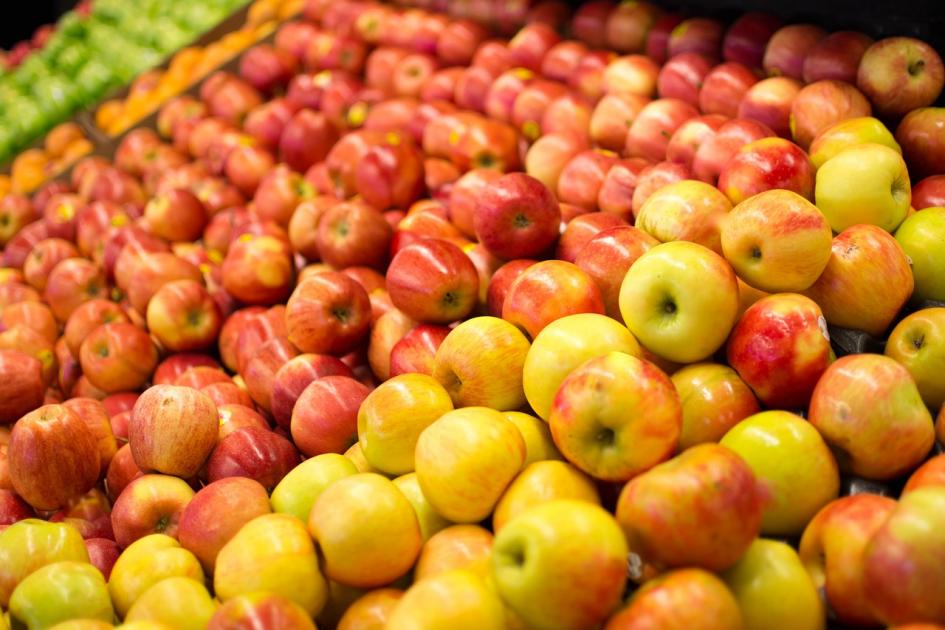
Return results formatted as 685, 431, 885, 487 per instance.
0, 0, 944, 628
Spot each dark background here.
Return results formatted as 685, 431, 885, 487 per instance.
3, 0, 945, 53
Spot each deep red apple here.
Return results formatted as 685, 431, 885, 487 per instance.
206, 427, 300, 491
474, 173, 561, 260
386, 239, 480, 325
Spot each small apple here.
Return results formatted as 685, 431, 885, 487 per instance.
635, 179, 733, 253
575, 226, 658, 321
895, 208, 945, 304
110, 474, 195, 549
671, 363, 760, 450
857, 37, 945, 117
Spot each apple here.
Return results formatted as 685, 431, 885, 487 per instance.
557, 212, 626, 263
541, 93, 594, 139
502, 260, 605, 340
291, 375, 370, 458
607, 569, 741, 629
809, 354, 934, 480
23, 238, 78, 292
243, 99, 294, 151
570, 50, 617, 102
209, 592, 318, 630
670, 363, 760, 451
524, 133, 588, 194
493, 460, 600, 532
217, 306, 266, 373
862, 487, 945, 625
146, 280, 222, 353
0, 349, 44, 423
0, 489, 32, 526
809, 116, 901, 169
221, 234, 295, 306
721, 410, 839, 536
7, 560, 114, 629
896, 107, 945, 180
216, 404, 268, 442
492, 501, 627, 630
625, 98, 699, 163
124, 251, 202, 314
253, 166, 314, 228
44, 257, 107, 323
386, 239, 479, 325
105, 443, 143, 501
270, 453, 357, 524
816, 143, 911, 233
0, 194, 39, 247
415, 407, 524, 523
790, 80, 872, 150
154, 354, 221, 386
288, 197, 337, 261
727, 293, 832, 410
719, 138, 815, 205
123, 576, 217, 629
557, 149, 619, 211
0, 519, 91, 609
386, 569, 505, 629
630, 161, 692, 216
549, 349, 680, 484
129, 385, 218, 478
896, 208, 945, 304
575, 226, 658, 321
721, 189, 832, 292
223, 145, 275, 197
886, 308, 945, 411
215, 514, 327, 617
110, 474, 195, 549
85, 538, 120, 581
271, 353, 353, 429
61, 397, 117, 477
620, 241, 739, 363
143, 188, 208, 244
389, 324, 450, 377
721, 538, 825, 630
590, 94, 649, 154
285, 271, 372, 355
645, 13, 685, 63
617, 443, 764, 571
803, 31, 874, 84
857, 37, 945, 117
693, 118, 775, 184
804, 224, 913, 336
799, 494, 897, 627
657, 52, 714, 108
668, 16, 723, 59
390, 472, 451, 544
316, 200, 393, 270
206, 424, 300, 490
474, 173, 560, 260
737, 77, 802, 138
698, 62, 758, 119
602, 55, 659, 98
636, 179, 732, 253
763, 24, 827, 79
665, 115, 727, 170
905, 454, 945, 493
604, 1, 662, 53
913, 175, 945, 209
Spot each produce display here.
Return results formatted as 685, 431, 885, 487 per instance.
0, 0, 944, 628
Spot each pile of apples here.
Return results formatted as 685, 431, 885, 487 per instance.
1, 0, 945, 627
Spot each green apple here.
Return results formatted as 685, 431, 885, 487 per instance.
9, 561, 113, 629
392, 472, 452, 542
720, 411, 839, 536
721, 538, 825, 630
886, 308, 945, 410
894, 207, 945, 304
270, 453, 358, 522
522, 313, 641, 420
620, 241, 739, 363
492, 500, 628, 630
815, 143, 911, 233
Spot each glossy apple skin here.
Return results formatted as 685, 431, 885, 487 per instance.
557, 149, 619, 211
389, 324, 450, 377
809, 115, 901, 169
905, 454, 945, 493
492, 501, 628, 630
524, 132, 588, 195
737, 77, 802, 138
763, 24, 827, 79
803, 31, 874, 84
221, 234, 295, 306
858, 37, 945, 118
896, 107, 945, 180
693, 117, 774, 185
671, 363, 759, 450
241, 335, 298, 413
657, 52, 713, 108
913, 175, 945, 210
896, 208, 945, 304
665, 115, 727, 170
790, 79, 872, 150
386, 239, 479, 325
291, 375, 370, 459
886, 308, 945, 411
8, 405, 99, 512
147, 280, 223, 353
799, 494, 897, 627
207, 426, 300, 491
727, 294, 832, 410
129, 385, 218, 479
61, 397, 118, 477
698, 62, 758, 119
636, 179, 732, 253
208, 592, 318, 630
414, 525, 492, 582
721, 410, 839, 536
270, 353, 353, 429
625, 98, 699, 163
862, 488, 945, 625
809, 354, 935, 480
575, 226, 658, 321
616, 443, 764, 572
719, 137, 814, 204
109, 473, 195, 549
502, 260, 605, 340
606, 568, 741, 630
0, 349, 44, 423
474, 173, 560, 260
804, 224, 913, 336
549, 351, 680, 483
285, 271, 372, 355
721, 189, 832, 293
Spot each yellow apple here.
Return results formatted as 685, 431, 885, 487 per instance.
886, 308, 945, 411
415, 407, 525, 523
503, 411, 562, 465
721, 538, 825, 630
108, 534, 204, 619
414, 525, 494, 582
492, 500, 628, 630
214, 513, 327, 617
337, 588, 404, 630
392, 472, 452, 542
721, 189, 832, 292
720, 411, 839, 536
635, 179, 733, 253
432, 316, 531, 410
815, 142, 911, 233
387, 569, 506, 630
671, 363, 760, 450
270, 453, 358, 522
620, 241, 739, 363
309, 473, 422, 588
8, 561, 113, 629
809, 116, 901, 169
344, 442, 382, 474
0, 519, 89, 609
493, 460, 600, 532
736, 277, 769, 320
357, 373, 454, 475
124, 577, 217, 630
522, 313, 641, 420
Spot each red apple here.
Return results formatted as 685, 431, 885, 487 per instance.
355, 135, 426, 211
509, 22, 560, 71
557, 212, 626, 263
0, 350, 44, 423
285, 272, 372, 355
253, 166, 315, 228
243, 336, 299, 413
503, 260, 605, 339
541, 40, 589, 82
541, 93, 594, 140
763, 24, 827, 80
699, 62, 759, 118
692, 117, 775, 184
389, 324, 451, 378
719, 137, 815, 204
290, 375, 370, 457
723, 12, 783, 69
147, 280, 222, 353
206, 427, 300, 491
224, 145, 276, 197
386, 239, 479, 325
105, 443, 143, 501
575, 226, 659, 321
858, 37, 945, 117
153, 354, 221, 386
110, 473, 195, 548
790, 80, 872, 150
630, 161, 691, 217
221, 234, 295, 306
44, 257, 107, 323
896, 107, 945, 180
270, 354, 354, 429
79, 323, 158, 394
913, 175, 945, 210
626, 98, 699, 163
737, 77, 803, 138
803, 31, 874, 84
597, 158, 651, 222
571, 1, 614, 49
240, 44, 297, 94
668, 17, 724, 60
666, 114, 728, 170
437, 19, 488, 66
604, 0, 663, 54
474, 173, 560, 260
